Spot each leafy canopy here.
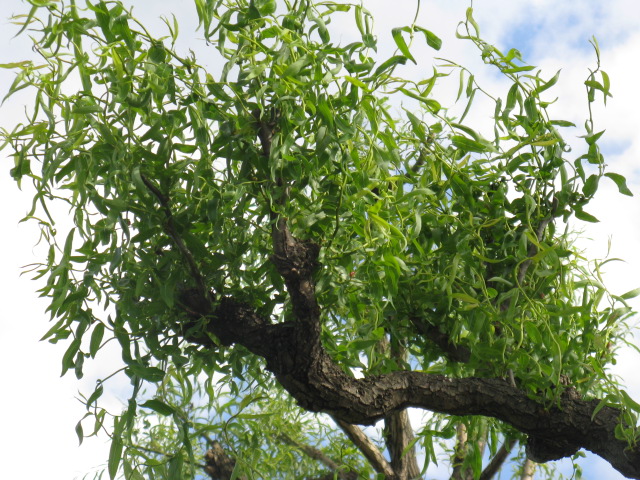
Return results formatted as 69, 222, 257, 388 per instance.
1, 0, 638, 479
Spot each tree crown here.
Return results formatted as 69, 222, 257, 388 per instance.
1, 1, 638, 479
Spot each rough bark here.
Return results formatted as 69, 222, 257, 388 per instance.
203, 440, 241, 480
384, 409, 421, 479
382, 339, 421, 479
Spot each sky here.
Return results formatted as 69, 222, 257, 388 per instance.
0, 1, 639, 479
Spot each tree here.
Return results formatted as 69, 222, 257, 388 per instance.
1, 1, 639, 479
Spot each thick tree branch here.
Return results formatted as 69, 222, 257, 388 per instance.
383, 341, 421, 479
384, 409, 421, 479
334, 418, 395, 478
176, 179, 639, 478
478, 438, 516, 480
195, 290, 640, 479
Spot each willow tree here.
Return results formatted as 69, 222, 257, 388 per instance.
2, 1, 639, 479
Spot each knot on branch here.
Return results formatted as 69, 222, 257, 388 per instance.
211, 296, 267, 346
179, 287, 215, 318
252, 107, 281, 157
271, 239, 321, 280
526, 435, 580, 463
204, 440, 236, 480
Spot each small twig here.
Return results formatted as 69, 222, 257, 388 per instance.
516, 196, 558, 287
130, 443, 207, 470
278, 433, 357, 480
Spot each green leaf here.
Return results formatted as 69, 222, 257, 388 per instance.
126, 364, 166, 382
86, 383, 104, 408
524, 322, 543, 345
534, 69, 561, 95
550, 119, 576, 127
502, 65, 536, 74
254, 0, 276, 16
591, 397, 610, 420
108, 435, 123, 480
465, 7, 480, 36
89, 323, 105, 358
582, 174, 599, 197
75, 419, 84, 445
63, 228, 75, 258
0, 61, 33, 69
620, 287, 640, 300
399, 88, 441, 113
620, 390, 640, 414
61, 338, 81, 376
391, 28, 416, 64
604, 172, 633, 196
585, 130, 605, 145
524, 96, 538, 122
451, 292, 479, 304
168, 455, 184, 479
406, 111, 427, 143
414, 26, 442, 50
140, 399, 176, 416
344, 76, 369, 90
373, 55, 407, 77
574, 209, 600, 223
283, 55, 310, 77
451, 135, 495, 153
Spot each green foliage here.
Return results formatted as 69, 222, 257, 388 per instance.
1, 1, 636, 478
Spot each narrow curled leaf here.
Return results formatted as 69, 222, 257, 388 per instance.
604, 172, 633, 196
502, 65, 536, 74
89, 322, 105, 358
414, 26, 442, 50
391, 28, 416, 64
399, 88, 441, 113
620, 390, 640, 414
75, 420, 84, 446
620, 287, 640, 300
534, 69, 561, 95
108, 435, 123, 480
373, 55, 407, 77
